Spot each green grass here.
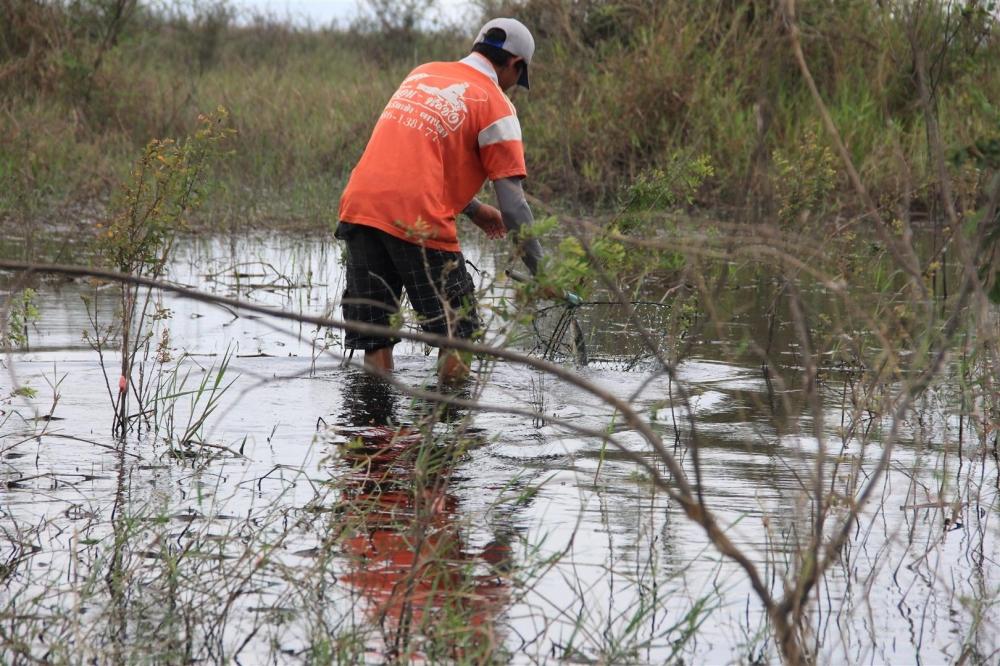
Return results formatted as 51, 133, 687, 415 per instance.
1, 0, 998, 230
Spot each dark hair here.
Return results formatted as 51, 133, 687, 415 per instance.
472, 27, 515, 67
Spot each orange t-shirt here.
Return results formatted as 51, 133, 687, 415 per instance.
338, 56, 527, 252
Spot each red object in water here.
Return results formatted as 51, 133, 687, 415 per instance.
118, 375, 127, 393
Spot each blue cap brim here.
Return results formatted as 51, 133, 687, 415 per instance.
518, 64, 530, 89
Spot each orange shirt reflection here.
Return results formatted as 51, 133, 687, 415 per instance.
336, 425, 511, 661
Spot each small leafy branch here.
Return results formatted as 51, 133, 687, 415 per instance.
622, 152, 715, 215
522, 153, 715, 303
3, 287, 39, 351
92, 106, 235, 437
99, 106, 235, 275
772, 128, 837, 225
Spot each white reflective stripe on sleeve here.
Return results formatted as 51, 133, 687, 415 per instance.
478, 115, 522, 147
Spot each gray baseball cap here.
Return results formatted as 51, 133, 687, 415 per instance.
473, 18, 535, 89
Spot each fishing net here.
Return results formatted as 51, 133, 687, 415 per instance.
518, 299, 677, 372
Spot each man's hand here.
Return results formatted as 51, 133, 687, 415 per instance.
470, 204, 507, 239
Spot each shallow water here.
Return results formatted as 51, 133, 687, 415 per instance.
2, 231, 998, 664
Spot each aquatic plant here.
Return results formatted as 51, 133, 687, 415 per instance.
1, 287, 38, 351
772, 129, 837, 225
153, 344, 238, 456
91, 106, 233, 437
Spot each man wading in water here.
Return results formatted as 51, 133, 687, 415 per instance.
336, 18, 544, 384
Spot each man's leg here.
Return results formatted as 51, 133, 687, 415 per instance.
385, 238, 481, 386
336, 223, 404, 366
437, 349, 471, 385
365, 347, 394, 372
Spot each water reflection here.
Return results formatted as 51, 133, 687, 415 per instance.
3, 230, 996, 663
332, 372, 512, 661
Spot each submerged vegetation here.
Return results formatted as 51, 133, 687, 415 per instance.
2, 0, 1000, 664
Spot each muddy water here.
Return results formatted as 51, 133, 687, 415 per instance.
2, 232, 997, 664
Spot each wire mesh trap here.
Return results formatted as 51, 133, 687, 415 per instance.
521, 299, 677, 372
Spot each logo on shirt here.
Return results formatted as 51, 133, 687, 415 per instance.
380, 74, 488, 141
416, 82, 469, 117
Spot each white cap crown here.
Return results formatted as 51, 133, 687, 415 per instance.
473, 18, 535, 89
473, 17, 535, 65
